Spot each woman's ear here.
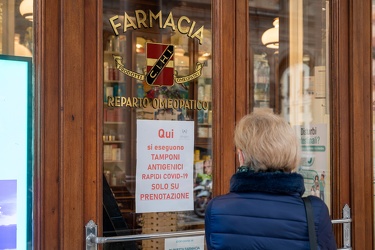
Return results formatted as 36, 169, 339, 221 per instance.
237, 149, 244, 166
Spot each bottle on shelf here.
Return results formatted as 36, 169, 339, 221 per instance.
104, 86, 113, 103
104, 62, 109, 81
105, 171, 111, 183
198, 78, 205, 101
113, 36, 120, 52
137, 83, 144, 98
107, 35, 114, 51
111, 173, 117, 186
204, 83, 211, 102
108, 63, 114, 81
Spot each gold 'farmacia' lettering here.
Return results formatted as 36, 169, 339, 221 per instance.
109, 10, 204, 44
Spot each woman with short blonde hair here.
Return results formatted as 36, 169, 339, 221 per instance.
234, 110, 300, 172
205, 109, 336, 250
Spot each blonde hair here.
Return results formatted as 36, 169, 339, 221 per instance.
234, 110, 300, 172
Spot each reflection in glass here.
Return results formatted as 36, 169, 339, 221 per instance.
250, 0, 332, 211
0, 0, 33, 56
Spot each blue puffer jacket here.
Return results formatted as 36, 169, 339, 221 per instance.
205, 171, 337, 250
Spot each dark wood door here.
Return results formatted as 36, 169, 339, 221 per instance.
330, 1, 373, 248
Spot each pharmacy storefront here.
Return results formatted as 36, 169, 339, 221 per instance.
0, 0, 373, 249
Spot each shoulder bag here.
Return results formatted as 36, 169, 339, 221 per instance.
303, 196, 318, 250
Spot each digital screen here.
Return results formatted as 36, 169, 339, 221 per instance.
0, 55, 32, 250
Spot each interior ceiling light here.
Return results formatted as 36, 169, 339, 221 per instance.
261, 18, 279, 49
20, 0, 33, 22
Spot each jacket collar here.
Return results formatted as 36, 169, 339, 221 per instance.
230, 170, 305, 196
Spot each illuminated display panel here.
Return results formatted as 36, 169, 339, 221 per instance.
0, 55, 32, 250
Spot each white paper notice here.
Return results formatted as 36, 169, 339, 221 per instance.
165, 236, 205, 250
136, 120, 195, 213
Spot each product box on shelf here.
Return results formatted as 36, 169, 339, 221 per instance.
105, 108, 125, 122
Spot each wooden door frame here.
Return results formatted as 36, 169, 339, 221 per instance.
331, 0, 373, 248
212, 0, 249, 195
35, 0, 102, 249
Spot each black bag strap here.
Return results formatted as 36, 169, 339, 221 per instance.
303, 197, 318, 250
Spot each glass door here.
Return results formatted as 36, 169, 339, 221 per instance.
102, 1, 212, 249
249, 0, 332, 210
